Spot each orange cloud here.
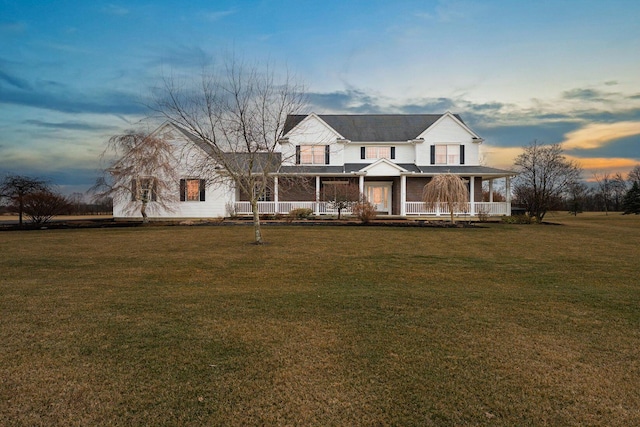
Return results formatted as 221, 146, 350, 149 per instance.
561, 121, 640, 150
480, 146, 521, 170
566, 155, 639, 170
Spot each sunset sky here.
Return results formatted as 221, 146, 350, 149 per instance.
1, 0, 639, 194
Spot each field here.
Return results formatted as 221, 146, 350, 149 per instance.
1, 213, 639, 426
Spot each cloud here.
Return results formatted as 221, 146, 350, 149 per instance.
0, 85, 147, 115
563, 88, 605, 101
414, 0, 483, 23
561, 121, 640, 150
0, 21, 27, 33
568, 156, 639, 170
23, 119, 118, 132
307, 89, 387, 113
102, 4, 129, 16
0, 69, 31, 90
480, 145, 522, 169
146, 45, 213, 69
203, 10, 236, 21
397, 98, 458, 114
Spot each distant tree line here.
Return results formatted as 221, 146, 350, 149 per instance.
0, 174, 112, 226
506, 141, 640, 219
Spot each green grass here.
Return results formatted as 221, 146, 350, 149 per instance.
1, 213, 639, 426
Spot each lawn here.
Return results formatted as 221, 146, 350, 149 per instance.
1, 213, 639, 426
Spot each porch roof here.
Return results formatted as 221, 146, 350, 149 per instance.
278, 163, 515, 178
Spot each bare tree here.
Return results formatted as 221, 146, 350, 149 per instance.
628, 165, 640, 185
422, 174, 469, 223
611, 173, 628, 211
22, 190, 71, 224
323, 181, 360, 219
92, 131, 179, 223
0, 175, 49, 226
151, 56, 306, 244
593, 172, 612, 215
566, 181, 588, 216
513, 141, 581, 222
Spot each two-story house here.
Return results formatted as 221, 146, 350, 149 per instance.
112, 112, 514, 220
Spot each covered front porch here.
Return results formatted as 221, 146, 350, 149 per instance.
234, 200, 511, 217
234, 169, 513, 218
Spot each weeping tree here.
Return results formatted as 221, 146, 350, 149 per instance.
92, 131, 179, 223
422, 173, 469, 223
152, 56, 306, 244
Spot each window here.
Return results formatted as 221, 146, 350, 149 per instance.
366, 146, 391, 159
433, 144, 463, 165
296, 145, 329, 164
131, 177, 156, 202
254, 183, 272, 201
186, 179, 200, 201
361, 146, 395, 160
180, 179, 205, 202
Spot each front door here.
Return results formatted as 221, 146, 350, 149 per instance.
365, 182, 392, 214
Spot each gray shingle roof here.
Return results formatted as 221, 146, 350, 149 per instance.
279, 164, 514, 177
283, 114, 464, 142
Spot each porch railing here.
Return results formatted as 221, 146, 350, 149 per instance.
405, 202, 509, 216
234, 201, 509, 216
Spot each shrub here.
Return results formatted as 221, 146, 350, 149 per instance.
476, 207, 490, 222
225, 202, 238, 219
22, 191, 72, 224
288, 208, 313, 220
352, 202, 377, 223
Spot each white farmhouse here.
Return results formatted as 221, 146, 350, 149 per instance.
113, 112, 515, 219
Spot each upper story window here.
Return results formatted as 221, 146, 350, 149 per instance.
296, 145, 329, 165
180, 178, 205, 202
432, 144, 465, 165
361, 146, 395, 160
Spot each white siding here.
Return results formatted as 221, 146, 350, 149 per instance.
342, 143, 414, 164
112, 128, 235, 220
281, 115, 343, 166
416, 114, 481, 166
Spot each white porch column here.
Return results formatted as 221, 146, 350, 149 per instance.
273, 176, 279, 214
505, 176, 512, 215
359, 175, 365, 200
315, 175, 320, 215
400, 175, 407, 216
488, 179, 494, 203
469, 176, 475, 216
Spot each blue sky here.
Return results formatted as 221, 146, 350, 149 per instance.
1, 0, 639, 194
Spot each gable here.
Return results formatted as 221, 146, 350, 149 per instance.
360, 158, 407, 176
282, 113, 343, 143
417, 112, 480, 141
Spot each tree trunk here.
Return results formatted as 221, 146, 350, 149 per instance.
140, 202, 149, 223
448, 200, 455, 223
18, 196, 24, 226
251, 199, 263, 245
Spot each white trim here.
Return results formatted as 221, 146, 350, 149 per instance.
400, 175, 407, 216
364, 181, 393, 214
360, 158, 408, 173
